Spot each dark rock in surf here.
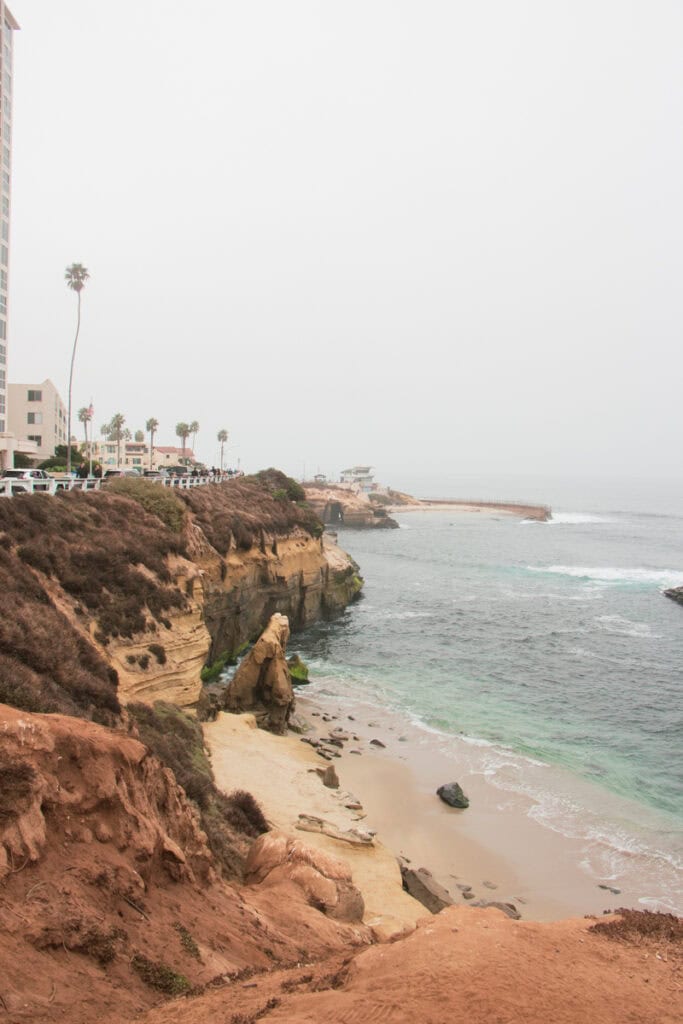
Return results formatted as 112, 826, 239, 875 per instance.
437, 782, 470, 809
664, 586, 683, 607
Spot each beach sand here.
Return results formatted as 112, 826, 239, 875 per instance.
205, 712, 426, 938
205, 696, 651, 929
295, 693, 653, 922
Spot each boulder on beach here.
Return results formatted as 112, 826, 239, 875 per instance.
400, 865, 454, 914
436, 782, 470, 809
221, 613, 294, 734
470, 899, 521, 920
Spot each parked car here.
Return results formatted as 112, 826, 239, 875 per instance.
103, 469, 142, 481
143, 469, 167, 479
164, 465, 190, 477
0, 468, 52, 493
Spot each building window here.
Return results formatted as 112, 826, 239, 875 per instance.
0, 369, 4, 386
1, 221, 8, 241
27, 434, 42, 446
2, 146, 9, 169
27, 411, 43, 425
1, 269, 7, 290
0, 245, 7, 265
3, 73, 11, 95
0, 342, 4, 362
1, 195, 7, 217
0, 319, 5, 339
2, 170, 9, 192
0, 295, 6, 315
27, 389, 42, 401
0, 419, 4, 432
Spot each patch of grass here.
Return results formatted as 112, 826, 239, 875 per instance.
200, 652, 229, 684
106, 478, 186, 533
131, 953, 191, 995
77, 925, 126, 965
174, 922, 201, 960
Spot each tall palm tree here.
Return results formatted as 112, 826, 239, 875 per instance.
64, 263, 90, 476
217, 429, 228, 472
146, 417, 158, 470
189, 420, 199, 460
175, 421, 190, 463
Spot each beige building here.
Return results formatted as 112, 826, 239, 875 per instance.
0, 5, 19, 470
89, 440, 195, 471
8, 379, 68, 462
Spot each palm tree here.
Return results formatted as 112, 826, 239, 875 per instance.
175, 421, 190, 463
77, 406, 91, 446
189, 421, 199, 460
64, 263, 90, 476
103, 412, 126, 468
77, 405, 92, 474
217, 429, 228, 472
146, 417, 158, 470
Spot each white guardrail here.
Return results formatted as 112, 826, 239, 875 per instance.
0, 474, 237, 498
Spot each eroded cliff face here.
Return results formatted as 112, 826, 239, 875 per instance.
187, 525, 362, 665
0, 703, 370, 1023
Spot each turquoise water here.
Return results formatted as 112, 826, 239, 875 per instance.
294, 497, 683, 909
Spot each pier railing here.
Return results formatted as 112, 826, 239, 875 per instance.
0, 474, 236, 498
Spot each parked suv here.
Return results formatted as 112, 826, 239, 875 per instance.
0, 468, 52, 493
103, 469, 142, 480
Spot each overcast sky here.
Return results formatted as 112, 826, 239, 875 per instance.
7, 1, 683, 489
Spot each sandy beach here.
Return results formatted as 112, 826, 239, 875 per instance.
204, 692, 657, 929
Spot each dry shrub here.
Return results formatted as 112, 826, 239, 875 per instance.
127, 702, 268, 878
0, 542, 120, 718
178, 471, 322, 556
0, 752, 36, 821
0, 490, 188, 641
590, 908, 683, 946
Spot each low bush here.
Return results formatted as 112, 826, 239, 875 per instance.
148, 643, 167, 665
106, 478, 186, 533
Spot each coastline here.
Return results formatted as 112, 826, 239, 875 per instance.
205, 694, 679, 927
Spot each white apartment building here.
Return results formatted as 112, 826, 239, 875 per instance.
8, 378, 68, 461
0, 5, 19, 470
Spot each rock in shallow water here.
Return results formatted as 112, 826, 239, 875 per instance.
436, 782, 470, 809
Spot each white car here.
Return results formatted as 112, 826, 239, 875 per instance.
0, 468, 53, 493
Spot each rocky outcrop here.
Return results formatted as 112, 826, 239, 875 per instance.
664, 586, 683, 606
304, 485, 399, 529
0, 703, 213, 885
222, 613, 294, 733
245, 831, 365, 922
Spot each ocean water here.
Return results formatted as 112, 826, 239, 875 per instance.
293, 486, 683, 913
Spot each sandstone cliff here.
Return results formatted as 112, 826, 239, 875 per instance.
304, 484, 399, 529
0, 477, 363, 714
0, 703, 370, 1023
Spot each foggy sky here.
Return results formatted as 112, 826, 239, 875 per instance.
7, 1, 683, 489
